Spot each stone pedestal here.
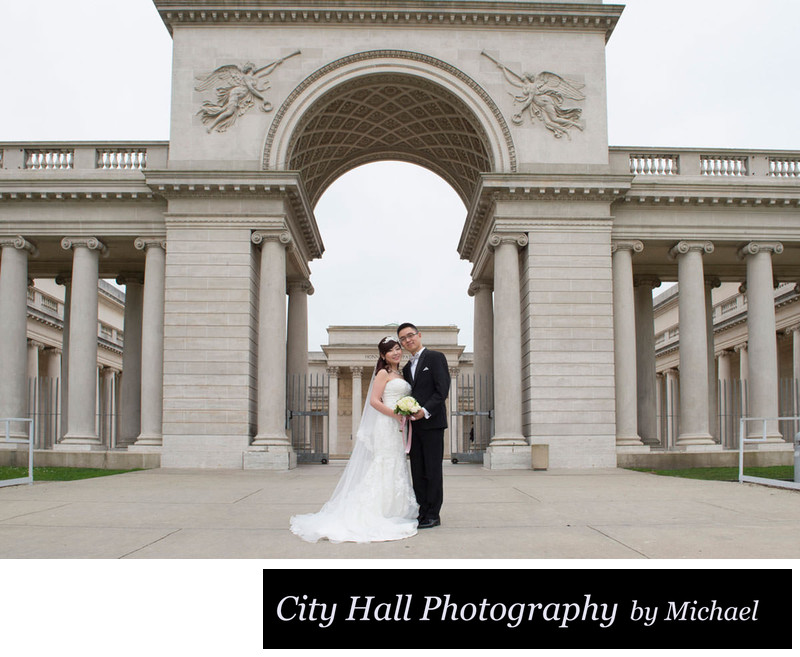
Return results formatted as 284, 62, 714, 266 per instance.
244, 445, 297, 470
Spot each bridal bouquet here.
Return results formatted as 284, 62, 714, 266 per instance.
394, 396, 421, 416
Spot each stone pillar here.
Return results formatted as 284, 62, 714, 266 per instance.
132, 238, 166, 448
55, 275, 71, 439
790, 325, 800, 383
735, 343, 749, 418
738, 242, 783, 441
58, 237, 106, 448
287, 280, 313, 379
326, 367, 339, 456
655, 372, 664, 444
351, 366, 364, 438
116, 274, 143, 447
669, 240, 715, 446
0, 236, 37, 439
705, 277, 721, 440
27, 340, 43, 379
468, 279, 493, 452
634, 276, 661, 445
100, 366, 117, 447
469, 280, 494, 383
717, 349, 733, 447
664, 368, 679, 449
248, 230, 295, 469
486, 233, 528, 469
612, 241, 644, 446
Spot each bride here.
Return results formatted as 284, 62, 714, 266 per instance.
289, 337, 419, 543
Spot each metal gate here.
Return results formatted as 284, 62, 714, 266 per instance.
287, 373, 329, 463
449, 373, 493, 463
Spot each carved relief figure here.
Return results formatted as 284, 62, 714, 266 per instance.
195, 51, 301, 133
482, 51, 585, 139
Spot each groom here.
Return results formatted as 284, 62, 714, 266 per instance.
397, 323, 450, 529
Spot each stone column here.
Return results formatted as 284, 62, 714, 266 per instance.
469, 280, 494, 383
664, 368, 679, 449
133, 238, 166, 448
655, 372, 664, 444
738, 242, 783, 441
55, 275, 71, 439
116, 274, 143, 447
58, 237, 106, 447
326, 367, 339, 456
669, 240, 715, 445
717, 349, 733, 447
790, 325, 800, 383
612, 241, 644, 446
249, 231, 294, 469
468, 279, 493, 452
27, 340, 43, 379
287, 280, 313, 379
351, 366, 364, 438
0, 236, 37, 439
486, 233, 528, 469
634, 276, 661, 445
100, 366, 117, 447
705, 277, 721, 440
735, 343, 749, 418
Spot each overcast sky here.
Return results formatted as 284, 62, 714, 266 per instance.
2, 0, 800, 352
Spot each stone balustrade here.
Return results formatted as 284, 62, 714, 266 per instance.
609, 147, 800, 179
0, 142, 168, 171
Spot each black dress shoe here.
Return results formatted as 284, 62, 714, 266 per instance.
418, 518, 441, 529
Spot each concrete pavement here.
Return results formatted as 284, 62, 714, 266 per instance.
0, 463, 799, 558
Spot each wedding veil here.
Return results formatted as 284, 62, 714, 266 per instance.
317, 371, 381, 512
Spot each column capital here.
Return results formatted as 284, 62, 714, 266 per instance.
287, 279, 314, 296
350, 366, 364, 377
704, 275, 721, 289
61, 236, 108, 257
634, 275, 661, 289
488, 232, 527, 251
0, 235, 38, 257
134, 236, 167, 251
326, 366, 340, 378
669, 240, 714, 259
55, 273, 71, 286
611, 239, 643, 254
734, 343, 748, 354
116, 272, 145, 286
715, 348, 734, 359
737, 241, 784, 259
251, 230, 292, 247
784, 324, 800, 335
468, 279, 493, 296
27, 339, 45, 351
449, 367, 460, 377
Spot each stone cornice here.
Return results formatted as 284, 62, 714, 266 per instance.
148, 170, 323, 261
155, 2, 623, 41
620, 181, 800, 207
459, 172, 631, 263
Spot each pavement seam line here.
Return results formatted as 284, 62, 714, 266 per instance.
588, 525, 650, 558
118, 528, 183, 559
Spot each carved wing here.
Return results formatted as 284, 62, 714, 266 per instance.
535, 72, 585, 101
195, 65, 246, 92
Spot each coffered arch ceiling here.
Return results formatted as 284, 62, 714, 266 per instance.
285, 73, 494, 207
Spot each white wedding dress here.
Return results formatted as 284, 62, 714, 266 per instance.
290, 378, 419, 543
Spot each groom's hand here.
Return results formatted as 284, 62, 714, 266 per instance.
411, 410, 425, 421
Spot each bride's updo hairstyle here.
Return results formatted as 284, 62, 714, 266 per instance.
375, 336, 401, 374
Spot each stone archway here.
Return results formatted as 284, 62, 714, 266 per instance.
264, 50, 516, 204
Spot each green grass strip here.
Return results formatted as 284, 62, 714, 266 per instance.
0, 466, 143, 482
628, 465, 794, 482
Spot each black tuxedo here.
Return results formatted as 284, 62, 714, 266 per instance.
402, 348, 450, 522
